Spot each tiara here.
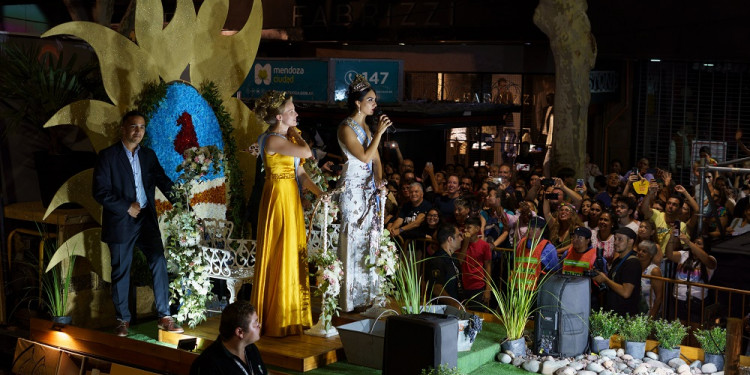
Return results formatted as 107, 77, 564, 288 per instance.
349, 74, 371, 93
254, 90, 288, 120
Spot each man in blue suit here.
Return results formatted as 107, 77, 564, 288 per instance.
93, 110, 183, 336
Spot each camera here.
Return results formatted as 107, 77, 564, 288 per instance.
673, 220, 680, 237
544, 193, 558, 200
541, 178, 555, 187
583, 246, 608, 291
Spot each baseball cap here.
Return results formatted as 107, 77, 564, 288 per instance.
614, 227, 637, 240
573, 226, 592, 239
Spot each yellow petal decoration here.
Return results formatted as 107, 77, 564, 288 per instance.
43, 169, 103, 225
191, 0, 263, 98
136, 0, 196, 81
43, 100, 121, 152
46, 228, 111, 283
225, 97, 260, 198
42, 22, 160, 111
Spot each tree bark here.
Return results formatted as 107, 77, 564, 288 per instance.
92, 0, 115, 27
62, 0, 91, 21
533, 0, 597, 178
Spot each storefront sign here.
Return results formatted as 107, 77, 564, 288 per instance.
589, 71, 618, 93
332, 59, 403, 103
238, 59, 328, 102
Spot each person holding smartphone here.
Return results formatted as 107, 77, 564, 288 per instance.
639, 179, 690, 256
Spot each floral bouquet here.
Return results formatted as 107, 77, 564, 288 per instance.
310, 249, 344, 330
365, 229, 400, 307
177, 145, 223, 182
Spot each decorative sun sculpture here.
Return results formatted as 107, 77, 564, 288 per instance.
39, 0, 264, 325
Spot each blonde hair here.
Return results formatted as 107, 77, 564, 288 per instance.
254, 90, 292, 126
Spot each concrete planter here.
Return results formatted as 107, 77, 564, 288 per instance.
591, 336, 610, 353
502, 337, 527, 358
704, 353, 724, 371
657, 346, 680, 363
624, 341, 646, 359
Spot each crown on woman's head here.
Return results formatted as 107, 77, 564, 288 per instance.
254, 90, 288, 119
349, 74, 371, 93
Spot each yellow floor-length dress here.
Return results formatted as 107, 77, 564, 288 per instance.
250, 150, 311, 337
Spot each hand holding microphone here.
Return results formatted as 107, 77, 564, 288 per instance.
373, 109, 396, 134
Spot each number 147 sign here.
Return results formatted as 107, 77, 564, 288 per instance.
333, 59, 403, 103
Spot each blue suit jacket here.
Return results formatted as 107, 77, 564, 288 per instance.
93, 142, 174, 243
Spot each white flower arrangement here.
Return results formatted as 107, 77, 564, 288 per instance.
365, 229, 400, 306
310, 249, 344, 330
163, 145, 223, 328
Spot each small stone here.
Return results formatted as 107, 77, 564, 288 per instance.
678, 372, 691, 375
677, 364, 690, 373
617, 363, 629, 371
587, 362, 605, 372
669, 358, 687, 369
652, 368, 669, 375
713, 372, 724, 375
512, 357, 525, 367
646, 352, 659, 360
578, 371, 598, 375
617, 349, 625, 356
628, 360, 643, 369
506, 350, 516, 358
555, 367, 576, 375
701, 363, 717, 373
600, 371, 614, 375
603, 359, 614, 369
571, 362, 585, 371
600, 349, 617, 358
690, 360, 702, 369
623, 354, 634, 361
497, 353, 512, 364
541, 360, 566, 375
522, 359, 540, 373
576, 354, 586, 361
633, 364, 649, 374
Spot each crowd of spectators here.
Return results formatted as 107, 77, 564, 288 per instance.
307, 129, 750, 322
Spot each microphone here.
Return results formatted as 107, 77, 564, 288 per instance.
373, 109, 397, 134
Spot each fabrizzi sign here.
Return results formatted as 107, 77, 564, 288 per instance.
238, 58, 403, 103
238, 59, 329, 102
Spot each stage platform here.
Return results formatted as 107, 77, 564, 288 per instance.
158, 313, 354, 372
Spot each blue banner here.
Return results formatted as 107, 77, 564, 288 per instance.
332, 59, 402, 103
238, 59, 329, 102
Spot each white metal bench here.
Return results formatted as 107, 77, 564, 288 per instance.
200, 219, 256, 303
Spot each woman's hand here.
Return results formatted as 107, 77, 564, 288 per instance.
375, 114, 392, 136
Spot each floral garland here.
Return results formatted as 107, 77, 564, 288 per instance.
163, 145, 223, 328
302, 159, 340, 227
365, 229, 400, 307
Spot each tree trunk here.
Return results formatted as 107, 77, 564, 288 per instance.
92, 0, 115, 27
533, 0, 597, 178
62, 0, 90, 21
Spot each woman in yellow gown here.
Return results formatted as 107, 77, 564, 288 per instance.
250, 91, 322, 337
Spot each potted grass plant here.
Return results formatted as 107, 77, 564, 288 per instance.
694, 326, 726, 371
589, 308, 621, 353
483, 231, 552, 358
43, 245, 77, 325
619, 313, 651, 359
392, 244, 427, 314
653, 319, 687, 362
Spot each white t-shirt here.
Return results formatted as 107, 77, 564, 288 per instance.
729, 218, 750, 236
674, 250, 715, 301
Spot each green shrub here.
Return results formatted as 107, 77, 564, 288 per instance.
619, 313, 651, 342
589, 308, 621, 338
693, 326, 726, 355
652, 319, 687, 349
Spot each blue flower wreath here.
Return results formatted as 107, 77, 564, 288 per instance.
145, 81, 225, 182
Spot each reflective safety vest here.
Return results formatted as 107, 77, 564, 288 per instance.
562, 245, 597, 276
513, 237, 549, 289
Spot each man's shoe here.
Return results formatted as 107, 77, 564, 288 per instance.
157, 316, 184, 333
114, 321, 129, 337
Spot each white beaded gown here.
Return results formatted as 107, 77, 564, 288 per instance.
337, 118, 379, 312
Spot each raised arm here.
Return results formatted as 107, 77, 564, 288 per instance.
639, 180, 658, 221
265, 129, 312, 159
338, 115, 391, 165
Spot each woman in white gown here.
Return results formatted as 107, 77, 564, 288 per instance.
337, 74, 392, 311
